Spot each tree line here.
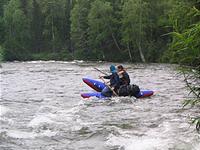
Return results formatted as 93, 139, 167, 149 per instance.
0, 0, 199, 64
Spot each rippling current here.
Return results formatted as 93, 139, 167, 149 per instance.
0, 61, 200, 150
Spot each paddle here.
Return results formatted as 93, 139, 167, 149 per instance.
94, 67, 120, 96
99, 76, 119, 97
94, 67, 109, 76
94, 66, 131, 76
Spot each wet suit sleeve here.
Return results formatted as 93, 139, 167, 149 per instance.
103, 75, 111, 79
111, 73, 120, 88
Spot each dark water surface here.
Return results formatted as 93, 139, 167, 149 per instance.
0, 61, 199, 150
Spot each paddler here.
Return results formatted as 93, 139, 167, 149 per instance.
99, 65, 120, 97
117, 65, 130, 86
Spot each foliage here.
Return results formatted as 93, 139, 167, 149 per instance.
0, 45, 4, 61
0, 0, 199, 64
0, 0, 72, 61
0, 0, 177, 62
31, 51, 73, 61
121, 0, 148, 62
168, 31, 199, 66
70, 0, 92, 57
3, 0, 32, 61
166, 23, 200, 66
163, 1, 200, 65
30, 0, 44, 53
168, 1, 200, 131
88, 0, 123, 61
192, 117, 200, 133
39, 0, 67, 52
182, 66, 200, 132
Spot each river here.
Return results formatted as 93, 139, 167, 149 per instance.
0, 61, 200, 150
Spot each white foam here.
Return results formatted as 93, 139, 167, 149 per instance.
7, 130, 57, 139
28, 106, 79, 128
0, 105, 10, 116
73, 60, 84, 63
7, 130, 36, 139
193, 143, 200, 150
106, 134, 167, 150
0, 117, 14, 125
27, 61, 43, 64
38, 129, 57, 137
28, 116, 54, 127
126, 138, 165, 150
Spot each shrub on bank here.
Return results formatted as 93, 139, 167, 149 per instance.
0, 45, 3, 61
32, 51, 73, 61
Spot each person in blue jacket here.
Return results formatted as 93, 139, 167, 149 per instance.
100, 65, 120, 97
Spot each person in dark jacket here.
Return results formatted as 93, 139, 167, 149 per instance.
100, 65, 120, 97
117, 65, 130, 86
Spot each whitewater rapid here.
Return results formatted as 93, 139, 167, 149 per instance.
0, 61, 199, 150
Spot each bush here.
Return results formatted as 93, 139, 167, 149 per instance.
182, 66, 200, 132
0, 45, 4, 61
73, 49, 104, 61
32, 51, 73, 61
3, 48, 32, 61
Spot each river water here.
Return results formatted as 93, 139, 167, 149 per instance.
0, 61, 199, 150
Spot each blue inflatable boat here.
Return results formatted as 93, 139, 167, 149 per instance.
81, 78, 154, 99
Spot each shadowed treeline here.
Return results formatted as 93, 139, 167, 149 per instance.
0, 0, 199, 63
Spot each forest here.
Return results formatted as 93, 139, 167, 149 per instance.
0, 0, 199, 65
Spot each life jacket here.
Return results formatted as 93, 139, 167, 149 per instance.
119, 71, 130, 86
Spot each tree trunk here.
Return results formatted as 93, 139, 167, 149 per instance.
139, 0, 146, 63
20, 0, 28, 15
111, 33, 122, 52
127, 43, 133, 62
66, 0, 72, 52
52, 16, 55, 53
138, 41, 146, 63
101, 13, 122, 52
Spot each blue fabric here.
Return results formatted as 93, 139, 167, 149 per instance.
101, 86, 112, 97
110, 65, 116, 73
103, 72, 120, 89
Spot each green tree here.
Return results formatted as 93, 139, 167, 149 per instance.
121, 0, 148, 62
88, 0, 123, 61
70, 0, 92, 59
1, 0, 198, 63
143, 0, 172, 62
168, 23, 200, 66
20, 0, 28, 15
39, 0, 67, 53
0, 0, 10, 44
64, 0, 73, 52
164, 0, 200, 131
3, 0, 31, 60
169, 0, 199, 33
163, 0, 200, 65
30, 0, 44, 53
